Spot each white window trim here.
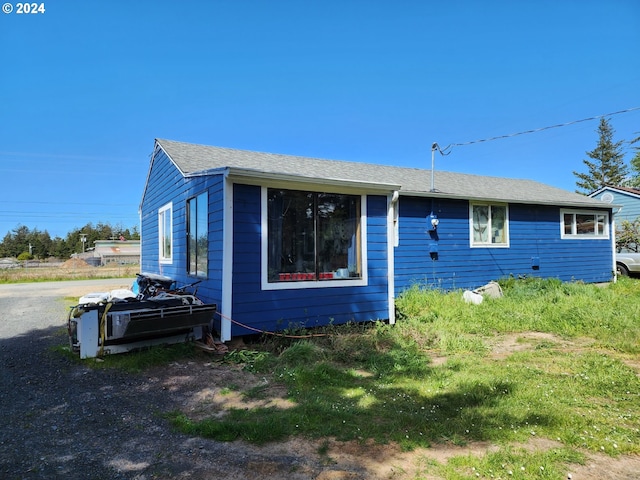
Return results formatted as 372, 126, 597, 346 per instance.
469, 202, 510, 248
158, 202, 173, 264
560, 208, 610, 240
260, 186, 368, 291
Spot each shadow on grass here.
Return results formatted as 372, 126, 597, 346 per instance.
166, 333, 561, 449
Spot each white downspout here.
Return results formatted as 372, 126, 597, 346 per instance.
220, 174, 234, 341
387, 191, 399, 325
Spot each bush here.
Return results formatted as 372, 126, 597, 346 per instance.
17, 252, 33, 261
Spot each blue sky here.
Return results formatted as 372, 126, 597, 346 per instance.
1, 0, 639, 239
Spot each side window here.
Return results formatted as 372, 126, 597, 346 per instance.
561, 209, 609, 239
470, 203, 509, 247
187, 192, 208, 277
158, 202, 173, 263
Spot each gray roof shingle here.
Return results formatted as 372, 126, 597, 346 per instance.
156, 138, 611, 208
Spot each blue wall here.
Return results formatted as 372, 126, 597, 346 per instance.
141, 150, 614, 339
230, 184, 390, 335
140, 149, 225, 319
394, 196, 614, 294
140, 149, 186, 276
593, 189, 640, 224
140, 152, 391, 337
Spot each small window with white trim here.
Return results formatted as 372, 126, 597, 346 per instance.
158, 202, 173, 263
470, 203, 509, 247
561, 209, 609, 239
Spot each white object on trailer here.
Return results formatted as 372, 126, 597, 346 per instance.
78, 292, 110, 305
78, 289, 136, 306
108, 289, 136, 301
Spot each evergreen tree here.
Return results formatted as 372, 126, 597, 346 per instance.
627, 132, 640, 188
573, 118, 628, 194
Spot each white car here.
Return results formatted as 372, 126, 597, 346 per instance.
615, 252, 640, 277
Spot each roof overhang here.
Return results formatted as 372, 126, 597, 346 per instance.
219, 167, 401, 193
400, 189, 619, 209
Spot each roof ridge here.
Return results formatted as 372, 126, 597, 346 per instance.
155, 138, 541, 181
153, 138, 611, 208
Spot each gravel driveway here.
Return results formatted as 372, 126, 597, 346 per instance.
0, 279, 358, 480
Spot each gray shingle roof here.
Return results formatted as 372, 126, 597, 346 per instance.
156, 138, 611, 208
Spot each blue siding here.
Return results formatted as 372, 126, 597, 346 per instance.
593, 190, 640, 224
394, 197, 614, 294
140, 149, 186, 276
140, 150, 225, 322
230, 185, 389, 336
141, 148, 614, 340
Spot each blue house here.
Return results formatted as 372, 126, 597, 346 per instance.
589, 186, 640, 223
140, 139, 616, 341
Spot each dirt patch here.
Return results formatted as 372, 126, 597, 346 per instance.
60, 258, 92, 269
569, 452, 640, 479
151, 361, 296, 422
489, 331, 565, 359
489, 332, 640, 376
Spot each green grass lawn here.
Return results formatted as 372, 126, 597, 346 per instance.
112, 276, 640, 479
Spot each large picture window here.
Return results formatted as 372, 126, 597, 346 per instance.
187, 192, 208, 277
561, 209, 609, 239
470, 203, 509, 247
158, 202, 172, 263
267, 188, 362, 283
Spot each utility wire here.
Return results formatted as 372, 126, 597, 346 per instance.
435, 106, 640, 155
216, 311, 329, 339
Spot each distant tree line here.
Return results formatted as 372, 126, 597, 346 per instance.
0, 222, 140, 260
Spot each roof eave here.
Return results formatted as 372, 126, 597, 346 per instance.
400, 189, 618, 209
227, 167, 401, 192
185, 167, 230, 178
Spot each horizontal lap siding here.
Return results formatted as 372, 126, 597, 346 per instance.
140, 150, 185, 277
231, 185, 389, 335
394, 197, 613, 295
140, 150, 224, 313
608, 191, 640, 223
175, 176, 225, 311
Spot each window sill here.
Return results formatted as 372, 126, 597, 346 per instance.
262, 277, 367, 290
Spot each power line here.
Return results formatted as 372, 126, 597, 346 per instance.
0, 151, 138, 162
434, 106, 640, 155
0, 213, 139, 220
0, 200, 137, 207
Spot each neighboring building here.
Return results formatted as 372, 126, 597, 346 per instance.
589, 186, 640, 223
140, 139, 616, 341
93, 240, 140, 265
